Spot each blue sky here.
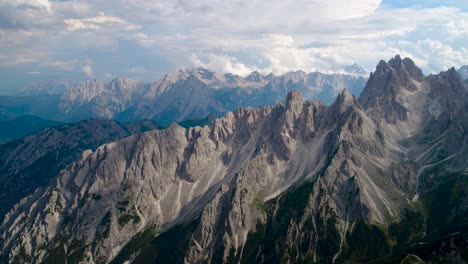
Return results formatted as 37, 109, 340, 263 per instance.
0, 0, 467, 94
383, 0, 468, 9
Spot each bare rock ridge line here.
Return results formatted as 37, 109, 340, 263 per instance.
3, 67, 368, 125
1, 55, 468, 263
0, 119, 160, 222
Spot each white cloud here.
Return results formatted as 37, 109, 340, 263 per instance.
0, 0, 91, 29
81, 64, 93, 76
125, 0, 382, 33
412, 39, 468, 72
64, 13, 139, 32
64, 19, 99, 31
446, 19, 468, 36
179, 6, 468, 74
189, 54, 257, 76
1, 0, 468, 89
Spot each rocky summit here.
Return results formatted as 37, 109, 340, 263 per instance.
0, 56, 467, 263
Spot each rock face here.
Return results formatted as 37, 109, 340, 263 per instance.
0, 119, 159, 222
359, 55, 424, 124
122, 68, 368, 125
7, 69, 367, 125
59, 78, 143, 121
342, 63, 369, 77
1, 56, 468, 264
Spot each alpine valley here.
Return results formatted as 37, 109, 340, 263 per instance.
1, 56, 468, 264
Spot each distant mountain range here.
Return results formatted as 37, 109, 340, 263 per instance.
0, 67, 368, 126
1, 56, 467, 263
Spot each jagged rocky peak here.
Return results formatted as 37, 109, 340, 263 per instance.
146, 72, 184, 97
366, 55, 423, 93
108, 77, 139, 89
333, 88, 358, 113
106, 78, 142, 99
388, 55, 424, 82
244, 70, 264, 82
342, 63, 369, 77
427, 67, 467, 99
80, 79, 104, 89
336, 88, 354, 103
71, 78, 140, 95
283, 90, 305, 128
358, 55, 425, 123
3, 58, 468, 263
178, 66, 213, 77
160, 66, 217, 85
159, 67, 270, 90
285, 89, 304, 110
280, 70, 307, 82
424, 67, 468, 120
62, 79, 104, 103
265, 72, 276, 81
145, 67, 213, 97
193, 67, 216, 80
223, 72, 243, 83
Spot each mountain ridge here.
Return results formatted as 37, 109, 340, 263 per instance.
1, 56, 468, 263
2, 68, 368, 126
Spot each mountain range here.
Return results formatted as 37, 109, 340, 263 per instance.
0, 119, 161, 222
0, 67, 368, 127
0, 55, 467, 263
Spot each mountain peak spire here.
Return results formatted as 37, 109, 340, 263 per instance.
358, 55, 424, 123
285, 90, 304, 111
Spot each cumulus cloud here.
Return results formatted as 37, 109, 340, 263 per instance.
184, 5, 468, 74
124, 0, 382, 33
189, 54, 257, 76
0, 0, 468, 92
81, 64, 93, 76
0, 0, 90, 29
0, 0, 52, 29
411, 39, 468, 72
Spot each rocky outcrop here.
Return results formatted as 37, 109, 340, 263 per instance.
1, 56, 467, 263
0, 84, 397, 263
0, 119, 159, 222
359, 55, 424, 124
59, 78, 142, 121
